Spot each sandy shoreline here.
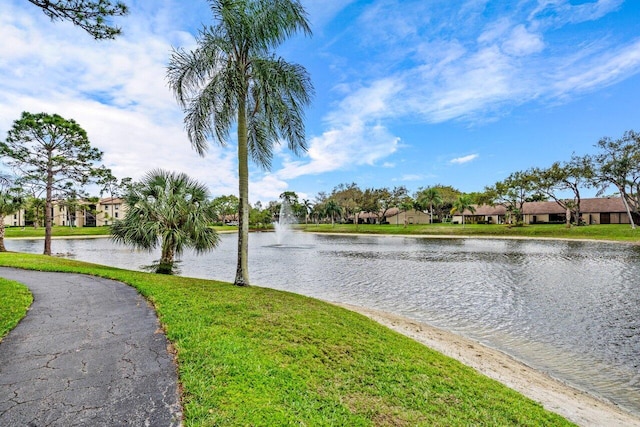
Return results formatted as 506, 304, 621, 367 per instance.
337, 302, 640, 426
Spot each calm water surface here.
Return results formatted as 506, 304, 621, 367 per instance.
7, 233, 640, 415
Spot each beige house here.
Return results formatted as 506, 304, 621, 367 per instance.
3, 210, 26, 227
452, 197, 636, 225
384, 208, 433, 225
98, 197, 125, 226
51, 197, 126, 227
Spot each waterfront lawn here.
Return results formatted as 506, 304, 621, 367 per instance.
0, 278, 32, 341
0, 253, 574, 426
300, 223, 640, 242
4, 225, 236, 239
4, 226, 112, 238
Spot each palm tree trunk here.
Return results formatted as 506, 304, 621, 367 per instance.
158, 243, 175, 275
234, 99, 250, 286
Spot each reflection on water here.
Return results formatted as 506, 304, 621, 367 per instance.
6, 233, 640, 415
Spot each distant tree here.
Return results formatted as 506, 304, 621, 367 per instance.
301, 199, 312, 224
249, 205, 272, 229
485, 171, 535, 224
99, 174, 132, 225
211, 195, 239, 224
424, 184, 461, 222
27, 0, 128, 39
168, 0, 313, 286
323, 199, 342, 227
416, 187, 442, 224
589, 130, 640, 229
24, 196, 45, 228
450, 195, 476, 227
331, 183, 362, 222
111, 169, 219, 274
279, 191, 299, 206
375, 187, 398, 223
279, 191, 306, 222
360, 188, 381, 223
529, 156, 594, 227
60, 191, 80, 227
0, 183, 24, 251
0, 112, 107, 255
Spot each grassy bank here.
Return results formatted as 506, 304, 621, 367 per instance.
4, 225, 240, 239
4, 225, 112, 238
0, 277, 32, 341
0, 253, 572, 426
7, 223, 638, 243
299, 222, 640, 242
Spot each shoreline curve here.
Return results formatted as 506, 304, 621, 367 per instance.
336, 302, 640, 427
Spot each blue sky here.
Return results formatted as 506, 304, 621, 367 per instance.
2, 0, 640, 203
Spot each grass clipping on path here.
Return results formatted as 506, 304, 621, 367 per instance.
0, 253, 573, 426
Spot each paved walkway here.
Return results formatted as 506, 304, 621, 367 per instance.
0, 268, 182, 426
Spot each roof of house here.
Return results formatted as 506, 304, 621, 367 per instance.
99, 197, 124, 205
460, 197, 628, 216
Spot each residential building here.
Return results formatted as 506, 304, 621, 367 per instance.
451, 197, 637, 225
50, 198, 126, 227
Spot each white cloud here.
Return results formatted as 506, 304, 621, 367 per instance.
450, 154, 479, 165
397, 174, 424, 182
0, 1, 247, 198
502, 25, 545, 56
551, 38, 640, 95
530, 0, 624, 26
338, 0, 640, 126
274, 78, 403, 180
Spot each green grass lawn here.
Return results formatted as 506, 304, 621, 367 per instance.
4, 225, 112, 238
299, 222, 640, 242
3, 225, 240, 239
0, 277, 32, 341
0, 252, 574, 426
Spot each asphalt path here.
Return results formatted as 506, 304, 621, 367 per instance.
0, 267, 182, 426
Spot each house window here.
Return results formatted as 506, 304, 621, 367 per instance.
13, 214, 17, 219
115, 212, 119, 218
115, 204, 119, 210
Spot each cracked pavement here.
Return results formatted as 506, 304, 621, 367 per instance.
0, 268, 182, 426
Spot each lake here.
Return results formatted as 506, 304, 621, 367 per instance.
7, 232, 640, 415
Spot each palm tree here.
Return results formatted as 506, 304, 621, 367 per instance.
302, 199, 312, 225
168, 0, 313, 286
111, 169, 219, 274
324, 199, 342, 227
417, 187, 442, 224
0, 186, 24, 252
450, 195, 476, 227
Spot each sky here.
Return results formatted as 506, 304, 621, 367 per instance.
2, 0, 640, 204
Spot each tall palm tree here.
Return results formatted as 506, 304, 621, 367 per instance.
111, 169, 219, 274
450, 195, 476, 227
418, 187, 442, 224
168, 0, 313, 286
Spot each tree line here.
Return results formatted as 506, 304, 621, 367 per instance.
242, 130, 640, 229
